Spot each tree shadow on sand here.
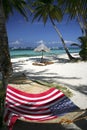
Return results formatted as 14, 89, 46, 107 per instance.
13, 121, 66, 130
74, 111, 87, 130
9, 62, 87, 95
12, 111, 87, 130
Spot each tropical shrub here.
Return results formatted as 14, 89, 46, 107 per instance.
79, 36, 87, 61
0, 87, 5, 127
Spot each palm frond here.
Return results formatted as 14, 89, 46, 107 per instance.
3, 0, 29, 20
71, 43, 81, 48
32, 0, 63, 24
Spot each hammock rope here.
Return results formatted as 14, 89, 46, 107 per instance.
58, 109, 87, 124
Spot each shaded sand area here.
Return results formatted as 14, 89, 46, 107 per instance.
1, 53, 87, 130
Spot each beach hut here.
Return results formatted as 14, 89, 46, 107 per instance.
34, 43, 50, 62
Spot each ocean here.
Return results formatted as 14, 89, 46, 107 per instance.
10, 48, 80, 58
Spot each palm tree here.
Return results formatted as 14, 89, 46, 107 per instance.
31, 0, 75, 60
58, 0, 87, 61
58, 0, 87, 36
79, 36, 87, 60
71, 36, 87, 61
0, 0, 29, 89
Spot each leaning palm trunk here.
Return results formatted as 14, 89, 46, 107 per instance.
82, 18, 87, 36
0, 0, 12, 89
49, 17, 75, 60
75, 7, 87, 36
77, 14, 87, 36
76, 12, 84, 35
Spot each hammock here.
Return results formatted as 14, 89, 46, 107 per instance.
4, 85, 82, 130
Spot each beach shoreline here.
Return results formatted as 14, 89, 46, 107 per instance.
10, 53, 87, 109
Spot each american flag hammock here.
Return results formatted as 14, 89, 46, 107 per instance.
4, 85, 79, 130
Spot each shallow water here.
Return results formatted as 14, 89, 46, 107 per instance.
10, 49, 80, 58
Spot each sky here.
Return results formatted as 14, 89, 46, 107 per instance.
6, 11, 82, 49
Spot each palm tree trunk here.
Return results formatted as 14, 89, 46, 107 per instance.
50, 17, 75, 60
77, 14, 87, 36
0, 0, 12, 89
82, 18, 87, 36
76, 13, 84, 35
1, 72, 8, 89
75, 7, 87, 36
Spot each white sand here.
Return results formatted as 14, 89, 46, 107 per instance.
11, 53, 87, 109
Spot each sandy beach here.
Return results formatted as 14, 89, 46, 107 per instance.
11, 53, 87, 109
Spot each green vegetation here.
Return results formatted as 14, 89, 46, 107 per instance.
58, 0, 87, 36
8, 75, 72, 97
34, 80, 73, 97
79, 36, 87, 61
58, 0, 87, 61
0, 84, 5, 127
71, 36, 87, 61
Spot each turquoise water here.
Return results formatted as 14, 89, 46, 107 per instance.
10, 49, 80, 58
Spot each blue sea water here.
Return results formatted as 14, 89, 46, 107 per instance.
10, 49, 80, 58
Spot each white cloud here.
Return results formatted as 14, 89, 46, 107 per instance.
10, 40, 21, 45
36, 40, 46, 44
48, 41, 60, 44
47, 40, 76, 45
64, 40, 75, 44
